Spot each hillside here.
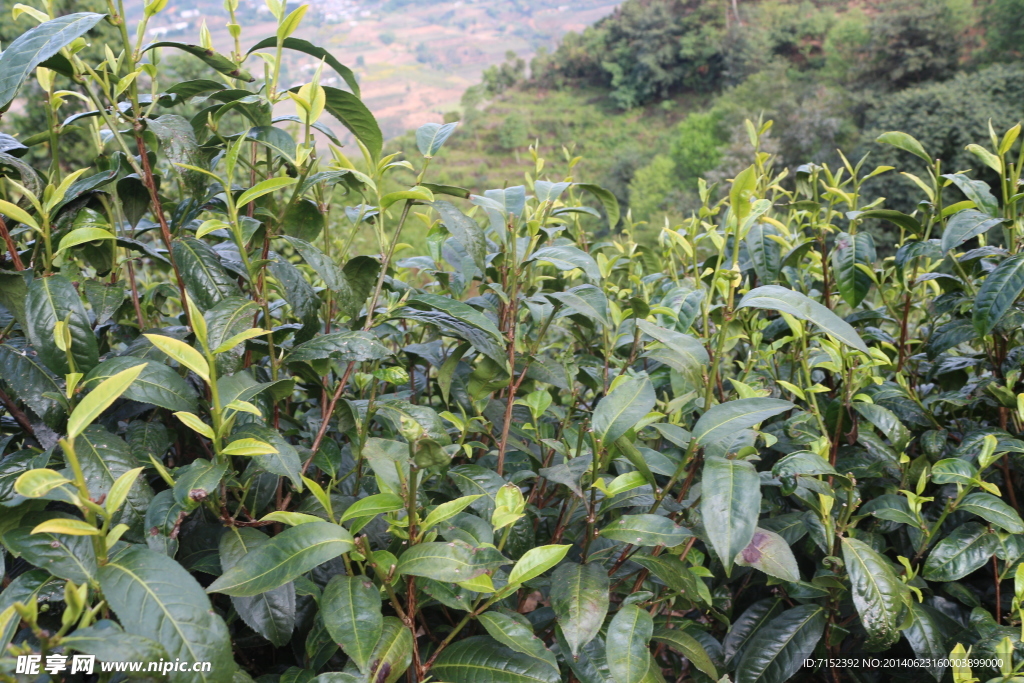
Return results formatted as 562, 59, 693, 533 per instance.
141, 0, 624, 136
391, 0, 1024, 232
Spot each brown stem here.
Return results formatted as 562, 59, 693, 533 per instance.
896, 292, 912, 372
126, 260, 145, 329
133, 132, 192, 328
0, 386, 37, 444
0, 215, 25, 270
1001, 454, 1020, 514
994, 554, 1002, 624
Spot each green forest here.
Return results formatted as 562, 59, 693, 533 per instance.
404, 0, 1024, 241
0, 0, 1023, 682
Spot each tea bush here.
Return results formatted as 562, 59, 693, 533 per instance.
1, 4, 1024, 683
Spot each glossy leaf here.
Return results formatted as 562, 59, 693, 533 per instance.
207, 522, 353, 596
98, 546, 234, 683
220, 528, 296, 647
841, 537, 903, 650
701, 456, 761, 575
26, 274, 99, 375
605, 604, 653, 683
396, 540, 509, 582
0, 13, 105, 111
478, 611, 559, 671
735, 605, 825, 683
832, 231, 876, 308
651, 627, 718, 679
974, 254, 1024, 335
958, 492, 1024, 533
941, 209, 1005, 254
549, 562, 610, 657
592, 375, 656, 445
600, 514, 692, 547
738, 285, 869, 352
322, 575, 383, 673
432, 636, 560, 683
692, 398, 793, 454
82, 357, 198, 412
724, 598, 783, 666
922, 522, 997, 581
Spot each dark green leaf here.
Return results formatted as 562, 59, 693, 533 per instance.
268, 257, 319, 341
434, 200, 487, 271
0, 13, 106, 112
207, 522, 354, 596
701, 456, 761, 575
350, 616, 411, 683
745, 222, 782, 284
432, 636, 561, 683
144, 42, 254, 81
82, 280, 126, 326
902, 603, 949, 681
232, 424, 303, 489
288, 330, 392, 363
592, 375, 655, 445
605, 604, 653, 683
636, 321, 709, 383
478, 611, 559, 671
528, 245, 600, 284
974, 254, 1024, 336
738, 285, 869, 353
282, 236, 345, 291
941, 209, 1005, 254
3, 515, 97, 582
172, 237, 241, 311
205, 296, 259, 375
62, 619, 169, 664
549, 562, 609, 657
99, 546, 235, 683
922, 522, 996, 581
221, 528, 296, 647
723, 599, 783, 666
831, 231, 875, 308
173, 458, 227, 510
651, 627, 718, 679
600, 513, 691, 547
320, 86, 382, 162
247, 37, 359, 95
693, 398, 793, 454
322, 575, 383, 673
75, 426, 153, 529
0, 343, 63, 426
26, 274, 99, 375
735, 605, 825, 683
841, 537, 903, 650
958, 493, 1024, 533
575, 183, 620, 229
83, 356, 198, 412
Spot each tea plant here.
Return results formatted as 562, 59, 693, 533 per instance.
1, 4, 1024, 683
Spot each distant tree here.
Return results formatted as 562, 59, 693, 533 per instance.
530, 0, 725, 108
850, 0, 966, 90
497, 114, 528, 150
483, 52, 526, 97
860, 62, 1024, 209
982, 0, 1024, 61
627, 154, 676, 219
670, 112, 726, 189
